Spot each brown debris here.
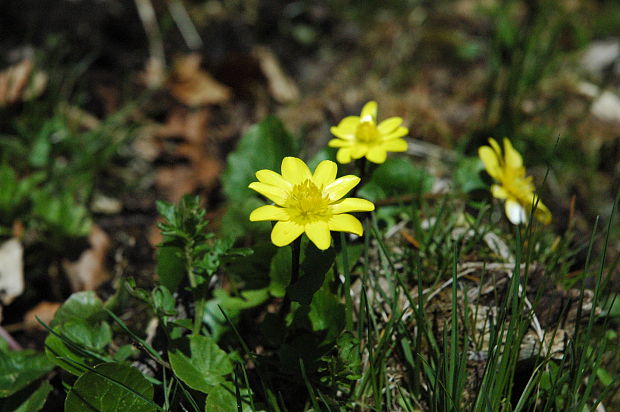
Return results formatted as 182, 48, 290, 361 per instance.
62, 225, 111, 292
167, 54, 231, 107
23, 301, 61, 331
0, 59, 47, 107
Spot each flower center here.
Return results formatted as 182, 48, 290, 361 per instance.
286, 179, 331, 224
356, 121, 379, 142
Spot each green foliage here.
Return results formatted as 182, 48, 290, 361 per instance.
0, 348, 54, 398
156, 195, 251, 291
0, 165, 44, 229
0, 382, 53, 412
454, 156, 487, 193
221, 116, 298, 238
205, 382, 254, 412
65, 363, 156, 412
359, 157, 433, 201
45, 291, 113, 375
168, 335, 233, 394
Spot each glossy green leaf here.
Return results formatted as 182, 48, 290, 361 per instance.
268, 247, 291, 298
168, 335, 233, 394
288, 243, 336, 305
308, 282, 345, 343
454, 156, 487, 193
45, 321, 112, 376
221, 116, 298, 238
0, 350, 54, 397
51, 291, 106, 327
222, 116, 297, 202
65, 363, 156, 412
359, 157, 433, 201
0, 381, 52, 412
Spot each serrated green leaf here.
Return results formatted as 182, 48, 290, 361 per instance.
0, 350, 54, 397
65, 363, 156, 412
168, 335, 233, 394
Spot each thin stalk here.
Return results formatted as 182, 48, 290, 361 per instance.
340, 231, 354, 332
280, 237, 301, 319
185, 242, 204, 336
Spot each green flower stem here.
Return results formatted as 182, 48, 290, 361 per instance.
185, 243, 204, 336
291, 236, 301, 286
280, 236, 301, 319
340, 232, 354, 332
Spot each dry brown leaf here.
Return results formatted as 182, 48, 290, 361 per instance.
155, 166, 200, 203
0, 59, 47, 107
23, 301, 61, 331
62, 225, 111, 292
168, 54, 231, 106
150, 106, 223, 201
0, 238, 24, 305
253, 46, 300, 103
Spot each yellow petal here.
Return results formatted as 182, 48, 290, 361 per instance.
256, 169, 291, 190
382, 127, 408, 140
304, 221, 332, 250
328, 138, 352, 148
366, 146, 387, 163
249, 182, 288, 205
488, 138, 501, 157
360, 101, 377, 121
502, 138, 523, 170
330, 126, 356, 140
491, 184, 508, 199
312, 160, 337, 187
351, 143, 368, 159
330, 198, 375, 214
381, 138, 407, 152
377, 117, 403, 134
333, 116, 360, 134
505, 198, 526, 225
249, 205, 288, 221
271, 221, 304, 247
478, 146, 502, 180
532, 198, 552, 225
281, 157, 311, 185
336, 148, 353, 164
325, 175, 360, 201
328, 214, 363, 236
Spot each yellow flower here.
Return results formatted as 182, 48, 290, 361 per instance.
478, 138, 551, 225
248, 157, 375, 250
328, 101, 408, 164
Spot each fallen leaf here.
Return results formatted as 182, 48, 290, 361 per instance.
0, 59, 47, 107
168, 54, 231, 106
24, 301, 61, 331
62, 225, 111, 292
155, 166, 200, 203
253, 46, 300, 103
150, 106, 223, 202
0, 238, 24, 305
